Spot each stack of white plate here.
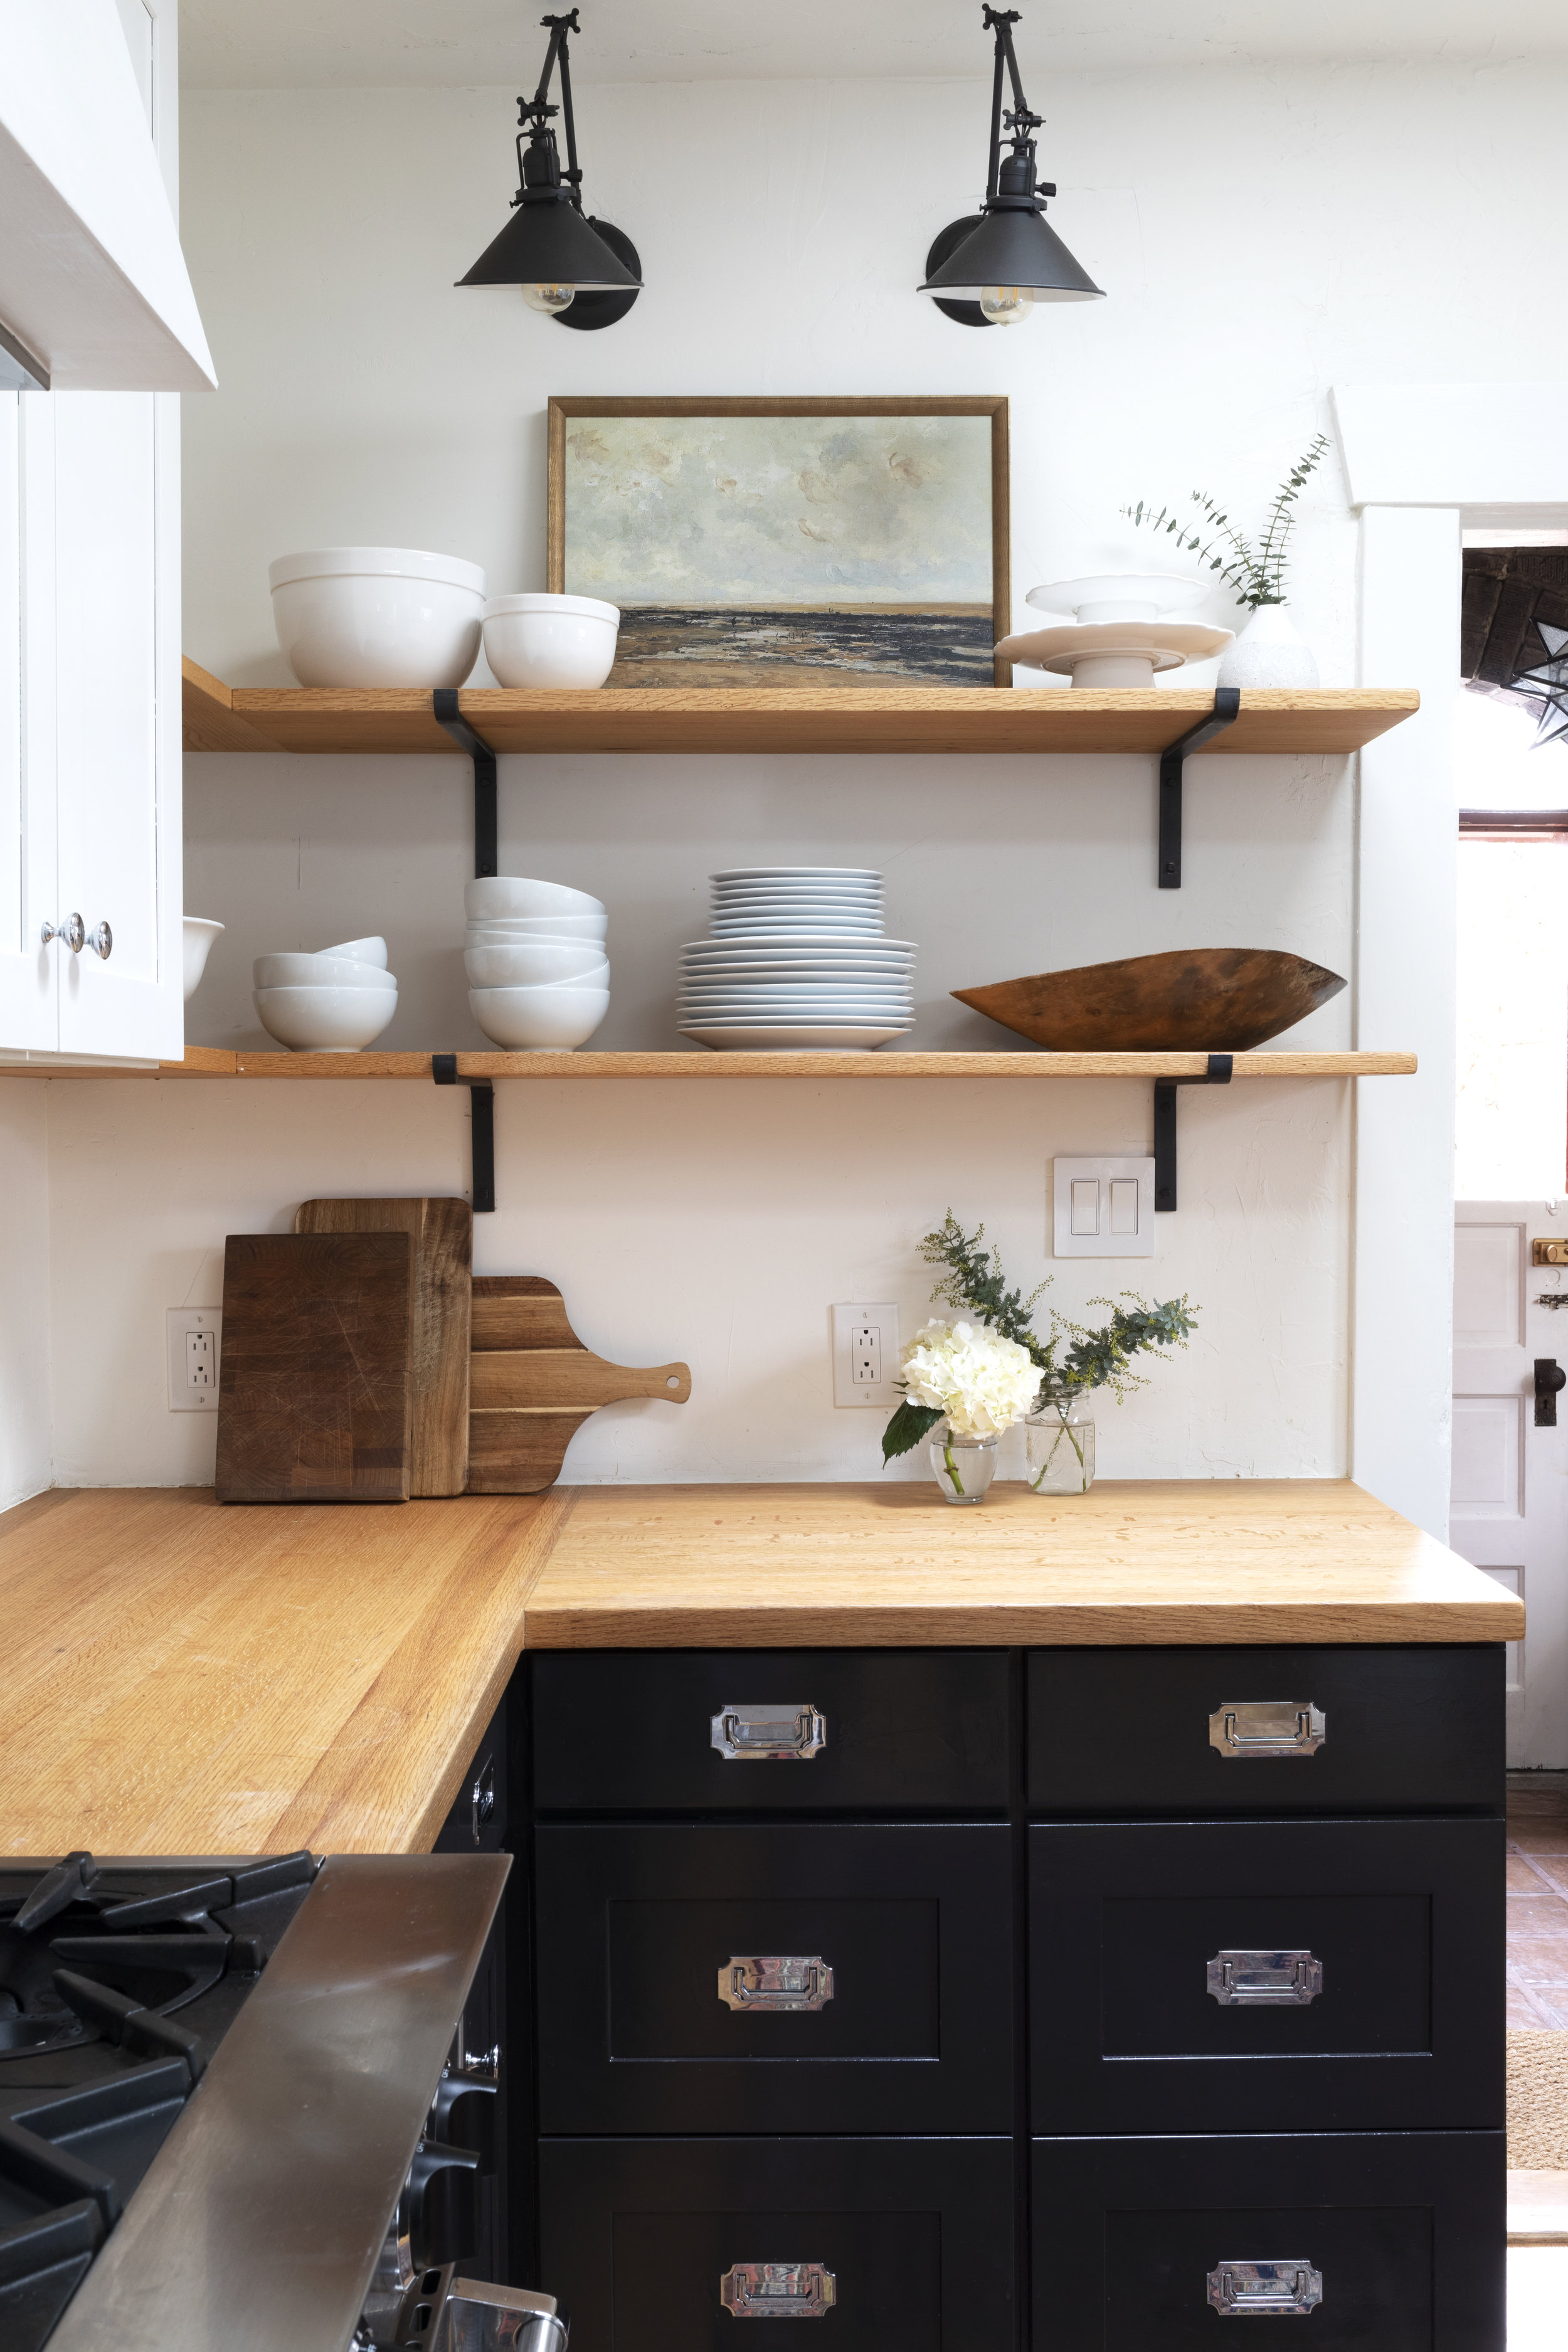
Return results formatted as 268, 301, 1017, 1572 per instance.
465, 877, 608, 1049
678, 868, 915, 1052
253, 935, 397, 1051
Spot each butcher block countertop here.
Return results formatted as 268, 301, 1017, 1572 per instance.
0, 1479, 1520, 1858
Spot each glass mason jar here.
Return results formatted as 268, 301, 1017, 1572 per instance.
1025, 1388, 1096, 1495
928, 1420, 1000, 1505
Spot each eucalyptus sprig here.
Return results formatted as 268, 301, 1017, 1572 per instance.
1122, 433, 1330, 610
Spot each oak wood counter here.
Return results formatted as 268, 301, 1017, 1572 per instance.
0, 1479, 1519, 1858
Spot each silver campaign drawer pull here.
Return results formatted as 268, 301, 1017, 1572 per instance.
711, 1703, 827, 1761
1207, 1949, 1324, 2006
1209, 1700, 1326, 1757
718, 1955, 835, 2013
1207, 2260, 1323, 2316
720, 2262, 837, 2318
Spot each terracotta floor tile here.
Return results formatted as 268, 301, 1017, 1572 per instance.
1527, 1856, 1568, 1898
1507, 1828, 1568, 1855
1508, 1984, 1560, 2028
1507, 1934, 1568, 1988
1510, 1855, 1557, 1892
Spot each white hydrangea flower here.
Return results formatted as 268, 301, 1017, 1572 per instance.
899, 1318, 1040, 1438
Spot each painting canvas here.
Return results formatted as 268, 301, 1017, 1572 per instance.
548, 398, 1009, 689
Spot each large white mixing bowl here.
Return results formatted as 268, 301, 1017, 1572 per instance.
268, 548, 484, 688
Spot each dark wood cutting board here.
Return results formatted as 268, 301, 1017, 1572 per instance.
215, 1231, 413, 1503
467, 1276, 691, 1493
295, 1197, 472, 1496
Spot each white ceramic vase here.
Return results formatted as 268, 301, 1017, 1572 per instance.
1217, 604, 1319, 689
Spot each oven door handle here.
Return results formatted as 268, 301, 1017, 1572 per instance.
432, 2275, 568, 2349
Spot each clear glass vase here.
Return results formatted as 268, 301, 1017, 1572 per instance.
928, 1421, 1000, 1505
1025, 1390, 1096, 1494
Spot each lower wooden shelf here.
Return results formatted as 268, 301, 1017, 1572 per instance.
0, 1049, 1417, 1081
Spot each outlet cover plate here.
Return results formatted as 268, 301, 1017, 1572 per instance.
167, 1306, 222, 1411
832, 1301, 901, 1409
1053, 1157, 1157, 1258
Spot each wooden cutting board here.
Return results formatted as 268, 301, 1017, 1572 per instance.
215, 1232, 413, 1503
467, 1276, 691, 1493
295, 1198, 472, 1496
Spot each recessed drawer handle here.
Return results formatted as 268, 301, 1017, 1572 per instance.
1207, 1949, 1323, 2006
720, 2262, 837, 2318
718, 1955, 835, 2012
711, 1703, 827, 1761
1207, 2260, 1323, 2316
1209, 1700, 1326, 1757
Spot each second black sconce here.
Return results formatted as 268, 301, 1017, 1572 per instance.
457, 8, 642, 330
920, 6, 1104, 327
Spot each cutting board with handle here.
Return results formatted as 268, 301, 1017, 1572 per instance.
468, 1276, 691, 1493
216, 1231, 413, 1503
294, 1197, 472, 1497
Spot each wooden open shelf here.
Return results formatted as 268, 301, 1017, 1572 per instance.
183, 659, 1419, 760
0, 1049, 1417, 1081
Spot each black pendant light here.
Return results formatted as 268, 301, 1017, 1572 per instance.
920, 6, 1103, 327
458, 8, 642, 331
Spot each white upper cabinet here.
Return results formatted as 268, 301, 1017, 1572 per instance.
0, 0, 192, 1062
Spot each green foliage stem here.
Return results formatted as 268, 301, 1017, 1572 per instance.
1121, 433, 1331, 610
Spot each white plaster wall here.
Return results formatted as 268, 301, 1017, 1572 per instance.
35, 52, 1568, 1494
0, 1091, 52, 1508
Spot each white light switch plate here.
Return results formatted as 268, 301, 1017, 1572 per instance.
831, 1301, 901, 1408
167, 1306, 222, 1410
1052, 1158, 1157, 1258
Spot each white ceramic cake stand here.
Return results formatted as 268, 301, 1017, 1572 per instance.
1001, 573, 1234, 687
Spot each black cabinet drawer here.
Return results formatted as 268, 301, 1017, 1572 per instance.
1032, 2130, 1505, 2349
536, 1823, 1011, 2132
531, 1650, 1009, 1814
433, 1685, 509, 1853
540, 2136, 1014, 2350
1030, 1818, 1502, 2134
1028, 1646, 1503, 1815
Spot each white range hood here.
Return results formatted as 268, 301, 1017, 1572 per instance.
0, 0, 215, 391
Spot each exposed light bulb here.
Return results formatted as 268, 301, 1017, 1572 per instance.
980, 284, 1034, 327
523, 282, 576, 315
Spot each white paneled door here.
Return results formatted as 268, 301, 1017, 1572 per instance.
1452, 1205, 1568, 1767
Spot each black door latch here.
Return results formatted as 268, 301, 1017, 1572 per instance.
1535, 1359, 1566, 1426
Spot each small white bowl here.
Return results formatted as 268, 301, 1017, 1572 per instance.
464, 877, 605, 923
469, 982, 608, 1051
183, 918, 223, 1002
482, 592, 620, 691
268, 549, 484, 689
253, 952, 398, 992
464, 943, 609, 988
320, 935, 389, 968
465, 916, 607, 944
254, 983, 398, 1052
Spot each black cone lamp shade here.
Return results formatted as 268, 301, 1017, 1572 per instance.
458, 9, 642, 331
919, 6, 1103, 326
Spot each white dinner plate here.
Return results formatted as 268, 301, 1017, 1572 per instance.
711, 867, 882, 881
681, 1023, 913, 1051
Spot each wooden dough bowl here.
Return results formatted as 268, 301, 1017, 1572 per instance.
952, 947, 1347, 1053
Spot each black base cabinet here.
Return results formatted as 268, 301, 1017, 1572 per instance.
539, 2137, 1015, 2349
1032, 2131, 1507, 2349
513, 1643, 1506, 2348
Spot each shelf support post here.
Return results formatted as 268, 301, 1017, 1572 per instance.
1153, 1053, 1232, 1211
433, 1054, 495, 1212
433, 691, 498, 880
1157, 687, 1241, 887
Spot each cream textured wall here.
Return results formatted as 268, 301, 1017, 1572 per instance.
26, 53, 1568, 1496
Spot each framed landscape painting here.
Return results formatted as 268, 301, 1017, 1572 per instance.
546, 395, 1010, 689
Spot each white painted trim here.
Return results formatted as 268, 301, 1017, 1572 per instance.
1333, 383, 1568, 512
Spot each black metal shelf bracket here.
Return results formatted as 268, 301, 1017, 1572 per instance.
433, 689, 499, 881
433, 1054, 495, 1213
1157, 687, 1241, 888
1153, 1053, 1233, 1212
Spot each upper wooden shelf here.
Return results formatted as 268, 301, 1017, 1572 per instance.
182, 659, 1419, 760
0, 1049, 1417, 1081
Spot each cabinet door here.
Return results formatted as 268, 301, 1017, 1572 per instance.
0, 394, 58, 1051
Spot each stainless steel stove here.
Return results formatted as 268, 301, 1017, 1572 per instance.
0, 1848, 564, 2352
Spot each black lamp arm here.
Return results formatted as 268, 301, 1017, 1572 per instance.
980, 8, 1046, 199
513, 9, 585, 206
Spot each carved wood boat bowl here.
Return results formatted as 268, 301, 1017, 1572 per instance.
951, 947, 1347, 1052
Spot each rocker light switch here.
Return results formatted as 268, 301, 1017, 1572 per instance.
1053, 1158, 1157, 1258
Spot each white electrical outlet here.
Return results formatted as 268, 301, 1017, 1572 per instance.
1052, 1158, 1157, 1258
167, 1307, 222, 1411
832, 1301, 900, 1409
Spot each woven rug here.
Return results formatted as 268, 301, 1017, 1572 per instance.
1508, 2030, 1568, 2169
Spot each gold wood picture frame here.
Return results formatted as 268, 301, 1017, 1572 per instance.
546, 395, 1011, 689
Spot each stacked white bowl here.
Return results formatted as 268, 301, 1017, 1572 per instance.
677, 869, 916, 1052
253, 936, 397, 1051
465, 878, 609, 1050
